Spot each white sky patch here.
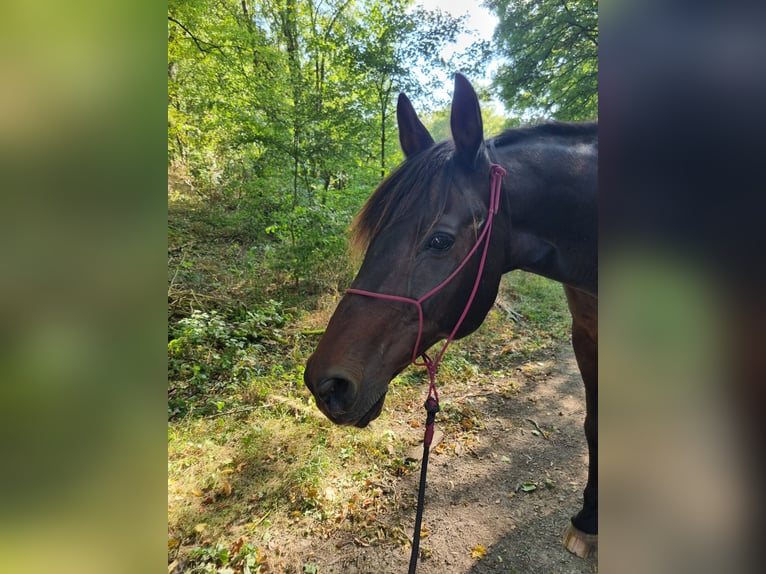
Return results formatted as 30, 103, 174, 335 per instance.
409, 1, 504, 112
415, 0, 497, 54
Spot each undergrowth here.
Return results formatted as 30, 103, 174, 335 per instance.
167, 301, 292, 418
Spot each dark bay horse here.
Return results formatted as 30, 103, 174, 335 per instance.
304, 73, 598, 558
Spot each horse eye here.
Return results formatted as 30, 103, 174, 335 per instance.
427, 232, 454, 251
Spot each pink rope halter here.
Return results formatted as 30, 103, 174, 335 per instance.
346, 163, 506, 405
346, 162, 505, 573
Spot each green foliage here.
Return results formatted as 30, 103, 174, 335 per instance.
424, 103, 517, 143
167, 302, 291, 418
262, 188, 361, 291
185, 540, 261, 574
188, 544, 230, 570
487, 0, 598, 120
498, 273, 571, 362
168, 0, 483, 297
505, 273, 570, 339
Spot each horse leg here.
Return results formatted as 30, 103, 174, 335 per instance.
562, 285, 598, 558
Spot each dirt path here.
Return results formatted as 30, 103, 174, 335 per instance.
296, 345, 597, 574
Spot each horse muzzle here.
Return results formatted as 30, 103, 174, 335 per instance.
304, 358, 389, 427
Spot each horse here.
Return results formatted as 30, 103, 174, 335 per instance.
304, 73, 598, 559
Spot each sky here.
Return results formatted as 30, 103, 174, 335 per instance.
410, 0, 503, 111
415, 0, 497, 63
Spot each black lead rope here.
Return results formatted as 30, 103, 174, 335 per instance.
408, 396, 440, 574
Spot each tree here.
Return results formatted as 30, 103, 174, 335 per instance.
168, 0, 482, 292
344, 0, 467, 178
487, 0, 597, 120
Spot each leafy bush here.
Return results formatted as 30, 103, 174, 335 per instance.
264, 201, 357, 294
168, 301, 291, 418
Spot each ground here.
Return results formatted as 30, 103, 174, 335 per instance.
277, 346, 595, 574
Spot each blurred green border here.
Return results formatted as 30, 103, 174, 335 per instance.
0, 2, 168, 572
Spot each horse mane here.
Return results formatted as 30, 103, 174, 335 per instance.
350, 140, 455, 254
350, 121, 598, 254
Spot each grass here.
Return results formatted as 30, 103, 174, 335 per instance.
168, 192, 571, 573
167, 379, 418, 572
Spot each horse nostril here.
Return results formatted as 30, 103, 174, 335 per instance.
315, 377, 355, 413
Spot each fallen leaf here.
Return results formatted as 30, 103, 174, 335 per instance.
520, 482, 537, 492
219, 481, 233, 497
193, 523, 207, 534
471, 544, 487, 559
230, 536, 247, 555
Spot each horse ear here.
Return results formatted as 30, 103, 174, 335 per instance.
450, 73, 484, 167
397, 93, 435, 158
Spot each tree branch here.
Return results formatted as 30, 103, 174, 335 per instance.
560, 0, 598, 47
168, 15, 229, 55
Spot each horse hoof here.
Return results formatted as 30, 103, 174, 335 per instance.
562, 523, 597, 558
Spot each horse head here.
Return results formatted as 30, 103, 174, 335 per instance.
304, 74, 508, 427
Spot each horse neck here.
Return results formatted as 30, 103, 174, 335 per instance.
491, 131, 598, 295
